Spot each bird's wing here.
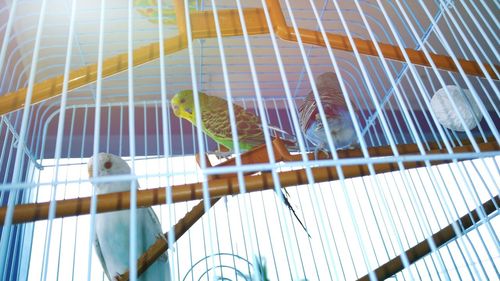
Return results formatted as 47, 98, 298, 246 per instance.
94, 237, 113, 280
233, 105, 267, 148
299, 87, 347, 131
298, 91, 318, 132
144, 207, 168, 262
202, 96, 265, 149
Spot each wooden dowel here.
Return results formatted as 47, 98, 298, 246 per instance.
357, 195, 500, 281
291, 28, 499, 80
0, 141, 497, 225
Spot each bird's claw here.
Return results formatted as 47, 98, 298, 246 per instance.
347, 142, 360, 150
113, 272, 125, 281
157, 233, 176, 253
156, 233, 166, 241
213, 150, 234, 160
313, 146, 330, 161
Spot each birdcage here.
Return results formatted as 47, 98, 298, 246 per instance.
0, 0, 498, 280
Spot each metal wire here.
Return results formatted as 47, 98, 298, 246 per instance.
0, 0, 498, 280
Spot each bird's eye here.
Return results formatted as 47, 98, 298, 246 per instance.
180, 98, 186, 104
104, 161, 112, 169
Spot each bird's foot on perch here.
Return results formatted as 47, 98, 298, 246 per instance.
155, 233, 167, 243
114, 272, 126, 281
213, 150, 234, 160
156, 233, 174, 254
313, 146, 330, 161
344, 142, 360, 151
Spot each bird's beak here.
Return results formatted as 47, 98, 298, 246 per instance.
172, 105, 180, 116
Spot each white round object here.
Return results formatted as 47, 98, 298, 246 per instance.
430, 85, 483, 131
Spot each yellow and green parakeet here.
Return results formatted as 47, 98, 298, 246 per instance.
171, 89, 278, 152
171, 89, 310, 237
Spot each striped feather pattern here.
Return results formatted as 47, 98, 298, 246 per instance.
201, 94, 266, 150
298, 72, 348, 132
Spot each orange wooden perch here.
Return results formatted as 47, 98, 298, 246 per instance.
199, 136, 495, 179
0, 0, 498, 116
0, 140, 497, 226
358, 195, 500, 281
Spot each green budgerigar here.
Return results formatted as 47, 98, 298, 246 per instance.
171, 89, 269, 152
171, 89, 310, 237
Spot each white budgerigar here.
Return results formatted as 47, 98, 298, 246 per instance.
88, 153, 171, 281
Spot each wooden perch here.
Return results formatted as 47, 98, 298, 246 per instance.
358, 195, 500, 281
199, 136, 496, 178
0, 140, 497, 225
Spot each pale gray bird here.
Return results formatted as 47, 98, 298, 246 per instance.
298, 72, 357, 157
88, 153, 171, 281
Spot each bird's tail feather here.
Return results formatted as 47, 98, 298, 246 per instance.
275, 189, 311, 238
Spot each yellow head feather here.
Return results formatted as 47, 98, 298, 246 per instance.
171, 90, 205, 123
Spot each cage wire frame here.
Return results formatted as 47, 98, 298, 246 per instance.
0, 0, 499, 280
